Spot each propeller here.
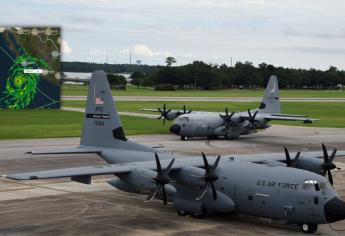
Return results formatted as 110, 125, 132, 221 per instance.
284, 147, 301, 167
145, 153, 175, 205
321, 143, 337, 185
220, 108, 236, 129
183, 105, 192, 114
247, 109, 259, 129
177, 105, 192, 116
157, 104, 172, 126
196, 153, 221, 201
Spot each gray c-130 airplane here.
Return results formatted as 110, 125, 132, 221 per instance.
144, 76, 318, 140
3, 71, 345, 234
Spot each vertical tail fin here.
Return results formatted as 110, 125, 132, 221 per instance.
80, 71, 151, 151
258, 75, 281, 114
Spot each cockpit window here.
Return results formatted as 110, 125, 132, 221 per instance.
303, 180, 321, 191
319, 182, 329, 190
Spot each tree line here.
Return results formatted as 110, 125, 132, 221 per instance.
62, 61, 345, 90
62, 61, 159, 74
134, 61, 345, 90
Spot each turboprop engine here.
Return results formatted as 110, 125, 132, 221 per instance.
109, 167, 176, 197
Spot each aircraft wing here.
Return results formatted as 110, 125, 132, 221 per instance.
4, 150, 345, 181
4, 159, 182, 181
27, 147, 102, 155
4, 164, 133, 180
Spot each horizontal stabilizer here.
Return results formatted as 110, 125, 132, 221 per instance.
263, 115, 319, 122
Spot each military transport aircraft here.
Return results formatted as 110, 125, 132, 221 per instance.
4, 71, 345, 234
144, 76, 318, 140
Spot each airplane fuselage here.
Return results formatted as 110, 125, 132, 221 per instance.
170, 111, 269, 139
100, 149, 342, 226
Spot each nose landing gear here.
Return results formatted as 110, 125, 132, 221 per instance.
300, 223, 318, 234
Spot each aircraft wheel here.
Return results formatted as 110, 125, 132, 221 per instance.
177, 210, 187, 216
300, 223, 318, 234
191, 208, 207, 219
180, 136, 186, 141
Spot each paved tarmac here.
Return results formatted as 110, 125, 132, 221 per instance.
0, 125, 345, 235
62, 96, 345, 102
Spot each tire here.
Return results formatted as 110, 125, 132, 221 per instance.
180, 136, 186, 141
191, 208, 207, 219
300, 223, 318, 234
177, 210, 187, 216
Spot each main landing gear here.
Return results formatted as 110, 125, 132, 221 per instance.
176, 209, 207, 219
300, 223, 318, 234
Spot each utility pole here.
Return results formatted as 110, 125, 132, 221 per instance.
129, 51, 132, 65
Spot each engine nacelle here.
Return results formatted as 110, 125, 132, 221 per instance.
117, 168, 156, 193
172, 166, 205, 186
214, 126, 226, 136
167, 111, 179, 120
295, 157, 324, 175
112, 168, 176, 198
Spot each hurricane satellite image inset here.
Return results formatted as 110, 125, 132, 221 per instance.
0, 27, 61, 109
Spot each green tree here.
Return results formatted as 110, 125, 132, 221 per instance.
106, 73, 127, 90
130, 71, 145, 88
165, 57, 176, 67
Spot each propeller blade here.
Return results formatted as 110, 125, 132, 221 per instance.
229, 112, 235, 119
202, 152, 211, 173
188, 109, 192, 114
145, 185, 160, 202
157, 115, 163, 120
225, 107, 229, 117
252, 111, 259, 120
330, 148, 337, 162
292, 152, 301, 167
210, 182, 217, 200
247, 109, 252, 119
284, 147, 292, 167
328, 170, 334, 186
212, 155, 221, 172
322, 143, 329, 163
195, 184, 209, 201
155, 152, 162, 175
164, 158, 175, 175
162, 185, 168, 205
183, 105, 186, 114
163, 118, 166, 126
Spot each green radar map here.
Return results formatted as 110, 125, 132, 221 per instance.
0, 27, 61, 109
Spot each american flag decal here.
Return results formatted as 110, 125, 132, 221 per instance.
95, 97, 104, 105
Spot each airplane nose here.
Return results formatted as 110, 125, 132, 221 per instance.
169, 124, 181, 135
324, 197, 345, 223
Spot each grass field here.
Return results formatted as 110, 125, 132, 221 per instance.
0, 110, 171, 140
62, 84, 345, 98
1, 100, 344, 140
62, 100, 345, 128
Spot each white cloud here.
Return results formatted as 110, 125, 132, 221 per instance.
132, 44, 171, 58
61, 39, 72, 54
133, 44, 155, 57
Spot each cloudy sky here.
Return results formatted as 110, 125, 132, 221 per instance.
1, 0, 345, 69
